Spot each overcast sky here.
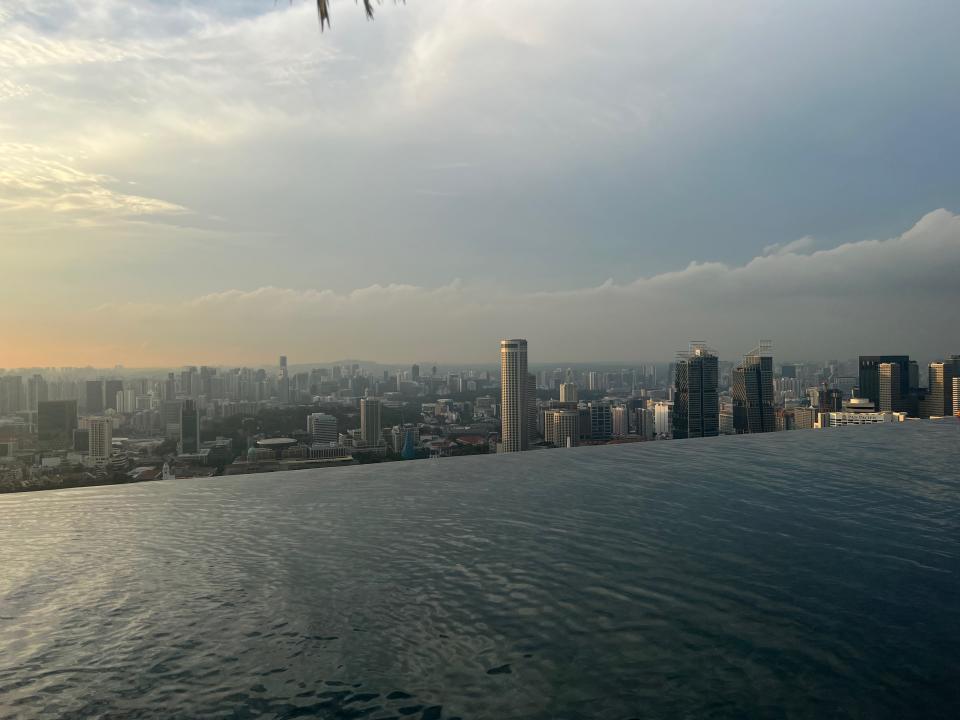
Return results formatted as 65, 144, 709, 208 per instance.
2, 0, 959, 367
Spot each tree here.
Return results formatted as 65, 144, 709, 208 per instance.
314, 0, 402, 30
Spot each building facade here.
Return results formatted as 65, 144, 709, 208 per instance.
673, 344, 719, 439
927, 362, 955, 417
526, 373, 538, 443
85, 380, 104, 414
858, 356, 909, 407
878, 362, 903, 412
88, 417, 113, 465
819, 411, 907, 427
732, 345, 775, 434
307, 413, 339, 445
359, 398, 383, 446
612, 405, 629, 437
499, 339, 529, 452
547, 409, 579, 448
179, 399, 200, 454
37, 400, 78, 450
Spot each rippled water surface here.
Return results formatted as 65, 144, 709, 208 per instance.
2, 422, 959, 719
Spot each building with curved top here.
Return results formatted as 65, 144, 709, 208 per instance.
256, 437, 297, 459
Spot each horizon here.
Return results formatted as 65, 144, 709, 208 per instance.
0, 350, 953, 375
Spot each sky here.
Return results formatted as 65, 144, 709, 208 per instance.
1, 0, 959, 367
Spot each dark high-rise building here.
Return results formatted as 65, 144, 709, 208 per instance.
27, 374, 48, 412
816, 387, 843, 412
38, 400, 78, 450
909, 361, 920, 391
858, 356, 909, 407
526, 373, 538, 442
85, 380, 104, 414
411, 364, 420, 382
780, 364, 797, 379
104, 379, 123, 412
0, 376, 25, 414
578, 406, 592, 441
673, 343, 719, 439
589, 402, 613, 440
180, 400, 200, 454
161, 400, 183, 438
732, 344, 775, 434
164, 373, 177, 401
72, 428, 89, 452
360, 398, 384, 447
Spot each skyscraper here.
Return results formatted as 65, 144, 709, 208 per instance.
673, 343, 719, 439
85, 379, 104, 414
0, 376, 24, 414
560, 382, 577, 404
104, 379, 123, 412
526, 373, 538, 442
161, 400, 183, 439
927, 362, 955, 417
38, 400, 78, 450
499, 339, 529, 452
612, 405, 629, 437
26, 374, 48, 412
878, 362, 902, 412
411, 364, 420, 382
279, 355, 290, 404
654, 402, 673, 436
88, 417, 113, 466
163, 373, 177, 401
546, 409, 579, 448
360, 398, 383, 446
179, 400, 200, 454
858, 356, 909, 407
590, 402, 613, 440
732, 343, 775, 434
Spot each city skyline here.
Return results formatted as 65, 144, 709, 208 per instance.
2, 3, 959, 717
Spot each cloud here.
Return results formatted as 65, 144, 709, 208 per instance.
0, 143, 186, 218
1, 1, 959, 368
763, 236, 817, 256
27, 208, 955, 367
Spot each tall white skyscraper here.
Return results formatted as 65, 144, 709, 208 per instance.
88, 417, 113, 466
654, 402, 673, 437
612, 405, 629, 437
927, 362, 955, 417
500, 339, 528, 452
560, 382, 578, 403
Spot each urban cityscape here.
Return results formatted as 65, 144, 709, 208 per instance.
1, 341, 955, 493
3, 1, 960, 718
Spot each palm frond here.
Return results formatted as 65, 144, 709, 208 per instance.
314, 0, 402, 31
